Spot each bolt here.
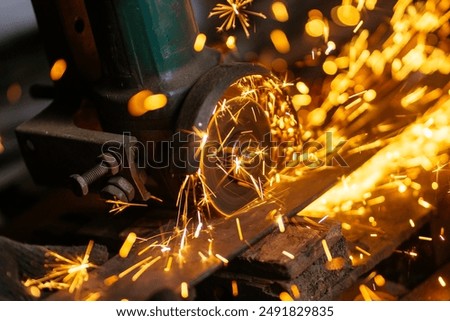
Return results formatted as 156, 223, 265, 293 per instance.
69, 153, 119, 196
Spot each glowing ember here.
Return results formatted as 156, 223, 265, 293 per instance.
181, 282, 189, 299
226, 36, 236, 49
128, 90, 168, 117
164, 256, 173, 272
271, 2, 289, 23
282, 250, 295, 260
231, 280, 239, 297
290, 284, 301, 299
342, 222, 352, 230
305, 17, 326, 38
367, 196, 385, 207
333, 1, 366, 27
28, 286, 41, 299
215, 253, 229, 265
279, 291, 294, 301
144, 94, 167, 111
323, 59, 338, 75
270, 29, 290, 54
276, 215, 286, 233
374, 274, 386, 287
104, 275, 119, 287
355, 246, 371, 257
321, 239, 333, 262
418, 197, 432, 209
235, 218, 244, 241
50, 58, 67, 81
119, 232, 137, 258
194, 33, 207, 52
359, 284, 372, 301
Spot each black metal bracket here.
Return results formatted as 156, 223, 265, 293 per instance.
15, 99, 153, 202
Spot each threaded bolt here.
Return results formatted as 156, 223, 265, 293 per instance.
80, 165, 109, 185
69, 153, 119, 196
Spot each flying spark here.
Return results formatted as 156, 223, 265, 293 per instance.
209, 0, 266, 38
106, 199, 149, 215
23, 241, 97, 297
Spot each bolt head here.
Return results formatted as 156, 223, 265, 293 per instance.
69, 174, 89, 196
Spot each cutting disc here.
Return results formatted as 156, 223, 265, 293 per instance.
200, 97, 272, 215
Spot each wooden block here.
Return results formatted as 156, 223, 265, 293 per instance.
229, 218, 346, 280
195, 218, 352, 300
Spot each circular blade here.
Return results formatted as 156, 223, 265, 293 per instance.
201, 97, 272, 215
